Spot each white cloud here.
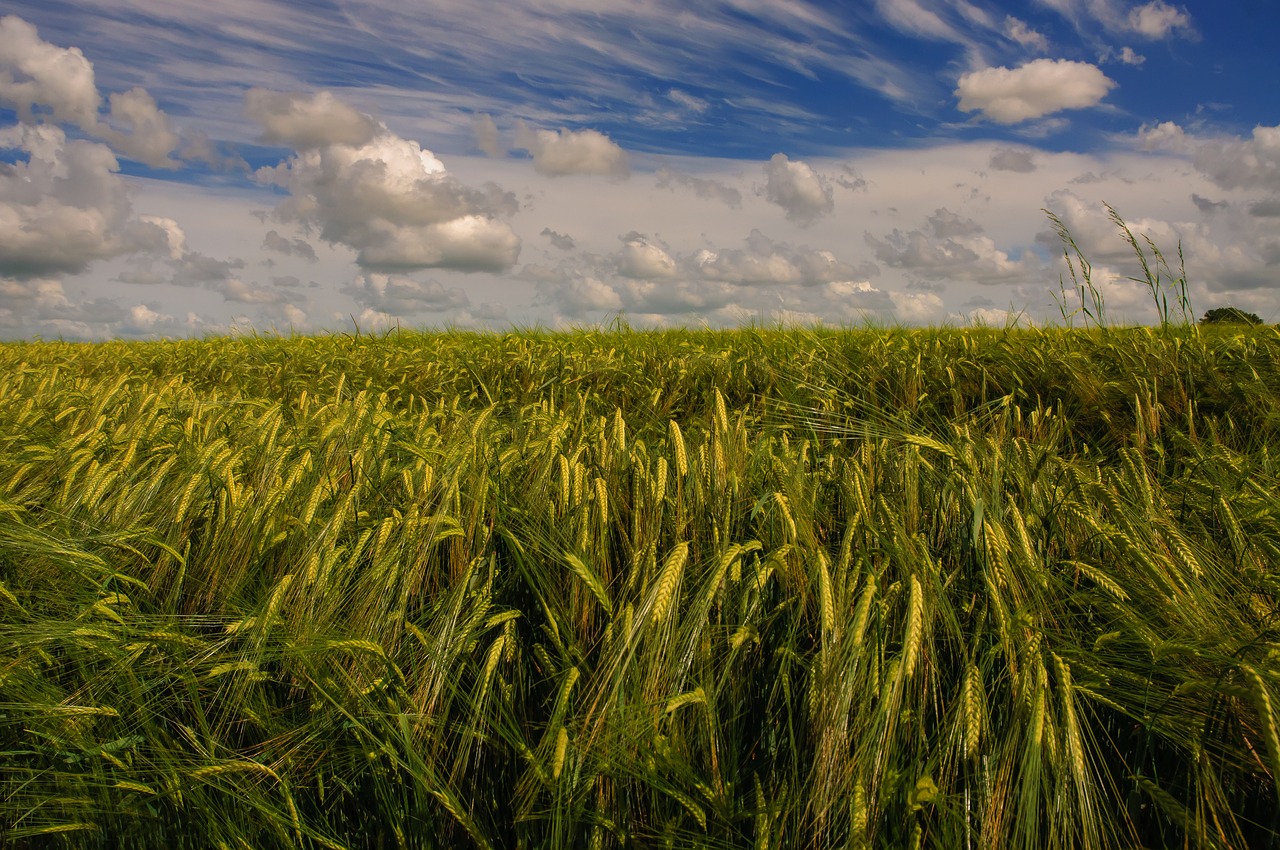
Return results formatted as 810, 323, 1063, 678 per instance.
252, 90, 521, 272
1128, 1, 1192, 39
890, 290, 946, 323
244, 88, 380, 150
0, 15, 181, 168
343, 273, 469, 313
535, 274, 624, 317
0, 15, 100, 127
694, 230, 867, 286
1117, 46, 1146, 66
1192, 125, 1280, 194
101, 87, 181, 168
762, 153, 834, 224
1137, 120, 1190, 152
0, 124, 177, 277
513, 123, 629, 178
1138, 121, 1280, 195
614, 233, 678, 279
867, 208, 1040, 285
1005, 16, 1049, 51
955, 59, 1116, 123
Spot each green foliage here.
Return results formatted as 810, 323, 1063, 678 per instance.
2, 324, 1280, 848
1202, 306, 1264, 325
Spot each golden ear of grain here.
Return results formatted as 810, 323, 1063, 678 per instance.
552, 726, 569, 781
850, 571, 877, 651
964, 662, 984, 760
650, 541, 689, 626
900, 574, 923, 681
816, 550, 836, 645
564, 552, 612, 615
669, 420, 688, 479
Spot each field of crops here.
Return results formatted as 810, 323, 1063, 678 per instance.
3, 325, 1280, 849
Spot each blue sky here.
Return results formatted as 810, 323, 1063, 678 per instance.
1, 1, 1277, 338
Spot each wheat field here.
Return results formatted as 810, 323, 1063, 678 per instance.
2, 324, 1279, 849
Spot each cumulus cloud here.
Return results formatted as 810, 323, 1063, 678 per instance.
694, 230, 869, 286
762, 154, 834, 224
867, 209, 1039, 284
211, 278, 286, 304
989, 147, 1037, 172
244, 88, 380, 150
534, 274, 624, 317
1128, 1, 1192, 39
1140, 121, 1280, 195
955, 59, 1116, 123
252, 90, 521, 272
655, 169, 743, 208
343, 273, 469, 314
101, 87, 181, 168
513, 123, 629, 177
0, 124, 178, 278
890, 290, 946, 324
0, 16, 179, 168
614, 233, 678, 279
1192, 125, 1280, 194
0, 15, 100, 127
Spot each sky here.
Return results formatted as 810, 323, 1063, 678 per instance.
1, 1, 1278, 339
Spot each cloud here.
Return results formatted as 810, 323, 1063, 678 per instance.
614, 233, 678, 279
1005, 16, 1049, 51
262, 230, 318, 261
0, 15, 180, 168
694, 230, 869, 286
0, 124, 178, 278
251, 90, 521, 272
890, 290, 946, 324
1249, 200, 1280, 218
955, 59, 1116, 123
534, 274, 624, 318
244, 88, 380, 150
762, 153, 834, 224
1141, 122, 1280, 195
1192, 125, 1280, 194
211, 278, 286, 304
540, 227, 576, 250
513, 123, 629, 177
989, 147, 1037, 172
655, 169, 743, 208
0, 15, 100, 127
472, 113, 503, 157
666, 89, 709, 113
100, 88, 181, 168
927, 208, 983, 237
1190, 194, 1227, 213
867, 209, 1039, 284
1116, 46, 1146, 66
343, 273, 469, 314
1127, 1, 1192, 39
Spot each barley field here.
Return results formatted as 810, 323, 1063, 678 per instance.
3, 324, 1280, 849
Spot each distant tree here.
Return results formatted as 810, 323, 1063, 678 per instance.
1201, 307, 1263, 325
